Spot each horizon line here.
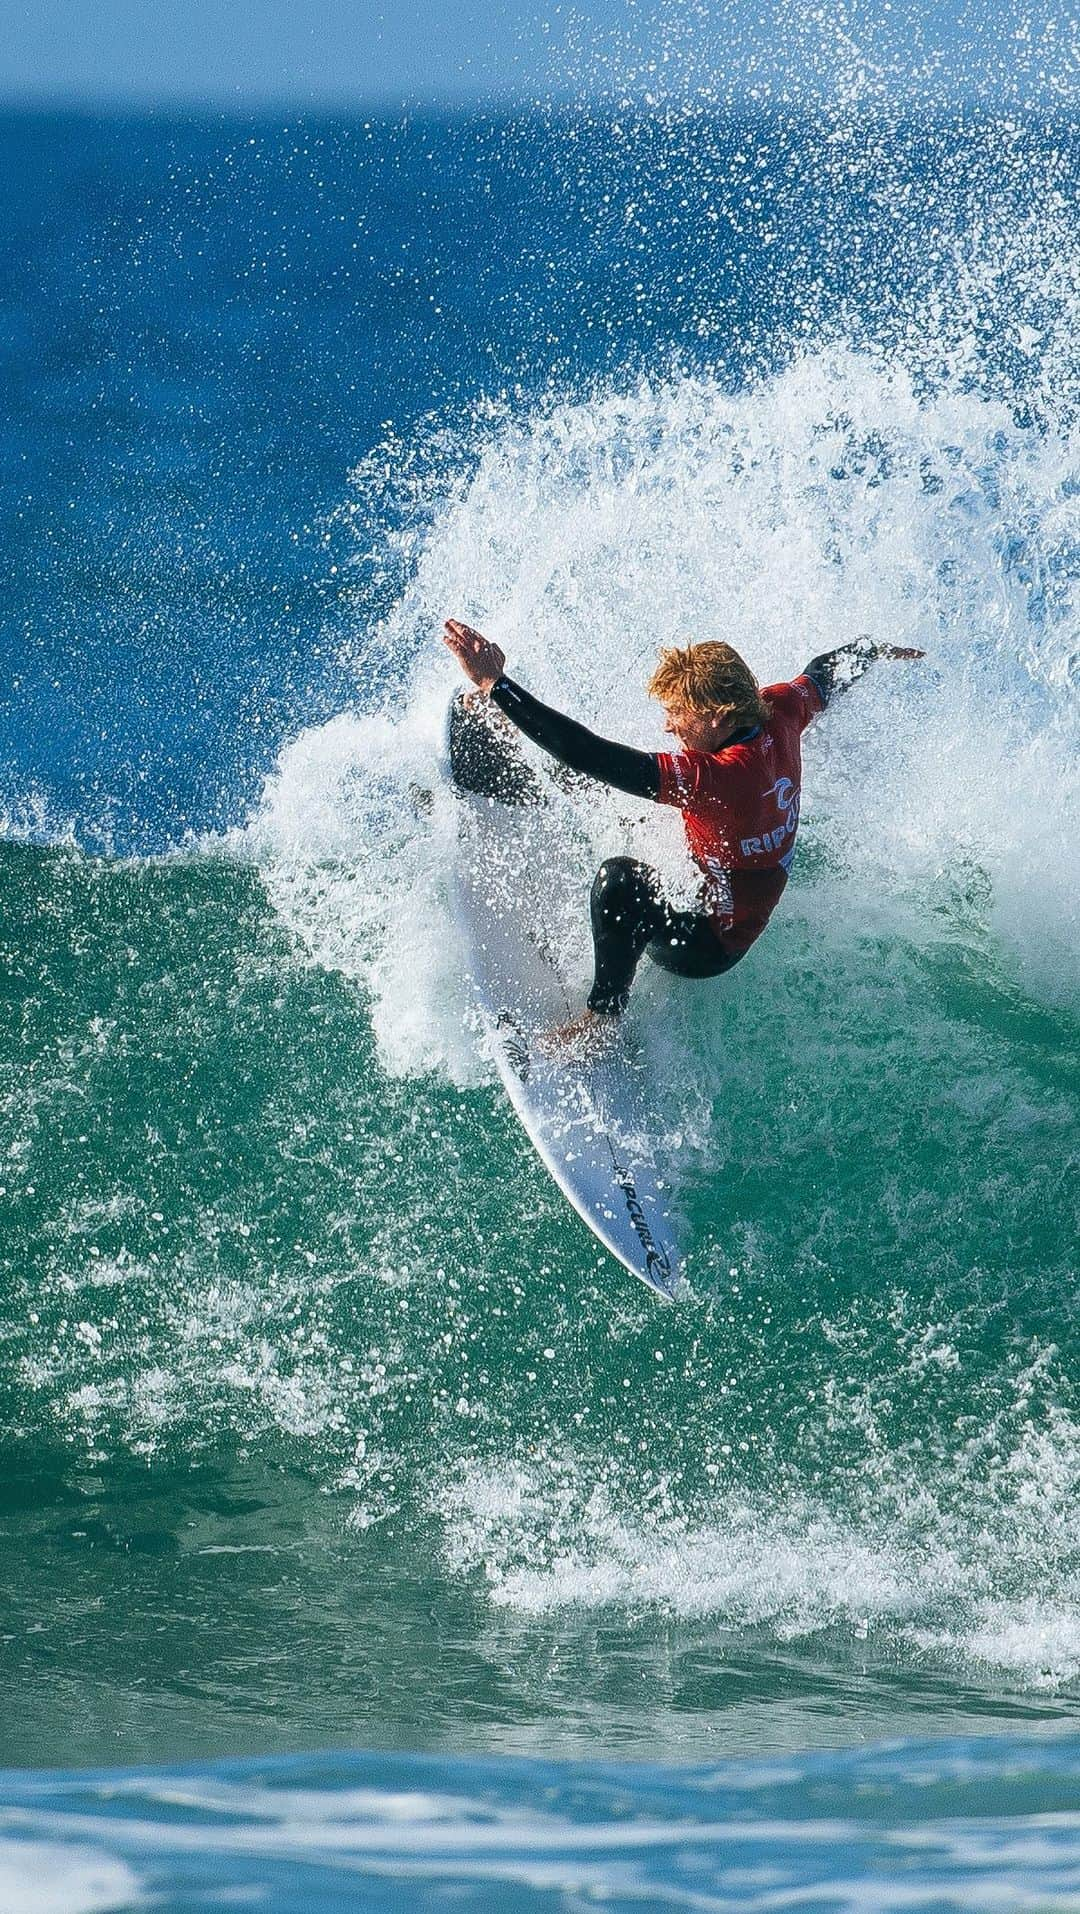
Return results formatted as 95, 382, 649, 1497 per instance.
0, 80, 1054, 120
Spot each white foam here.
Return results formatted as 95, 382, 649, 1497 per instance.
242, 347, 1080, 1086
239, 699, 484, 1084
918, 1602, 1080, 1691
0, 1843, 142, 1914
438, 1459, 924, 1626
434, 1405, 1080, 1691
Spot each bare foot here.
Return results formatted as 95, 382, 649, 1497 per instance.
538, 1009, 619, 1059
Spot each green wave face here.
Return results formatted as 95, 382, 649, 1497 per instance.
2, 827, 1077, 1765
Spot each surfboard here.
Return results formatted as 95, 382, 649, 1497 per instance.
444, 693, 682, 1300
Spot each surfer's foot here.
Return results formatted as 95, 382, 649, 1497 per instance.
539, 1008, 619, 1059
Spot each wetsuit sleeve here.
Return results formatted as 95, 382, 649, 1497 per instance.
489, 676, 661, 801
803, 637, 885, 708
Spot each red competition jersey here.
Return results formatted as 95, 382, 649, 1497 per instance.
655, 675, 824, 954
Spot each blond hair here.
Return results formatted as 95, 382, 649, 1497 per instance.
647, 641, 771, 729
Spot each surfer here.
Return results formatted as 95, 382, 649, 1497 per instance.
443, 618, 923, 1041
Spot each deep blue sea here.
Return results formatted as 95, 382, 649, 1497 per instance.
2, 91, 1080, 1910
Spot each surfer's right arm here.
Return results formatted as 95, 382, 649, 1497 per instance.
488, 678, 661, 800
443, 620, 661, 801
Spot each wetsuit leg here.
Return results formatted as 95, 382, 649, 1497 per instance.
448, 691, 546, 807
587, 856, 741, 1015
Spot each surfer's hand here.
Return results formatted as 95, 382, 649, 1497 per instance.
877, 645, 926, 660
444, 620, 506, 693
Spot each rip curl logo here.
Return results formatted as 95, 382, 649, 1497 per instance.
740, 775, 801, 859
767, 776, 799, 827
615, 1168, 673, 1290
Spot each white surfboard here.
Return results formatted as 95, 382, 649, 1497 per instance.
445, 695, 682, 1300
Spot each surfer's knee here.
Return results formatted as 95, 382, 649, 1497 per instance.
591, 856, 651, 924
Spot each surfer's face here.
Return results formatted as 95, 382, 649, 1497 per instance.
661, 702, 734, 752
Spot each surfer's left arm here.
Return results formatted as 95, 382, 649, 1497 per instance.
443, 620, 661, 801
803, 637, 926, 708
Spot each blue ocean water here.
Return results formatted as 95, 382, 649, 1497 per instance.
5, 1734, 1080, 1912
2, 89, 1080, 1909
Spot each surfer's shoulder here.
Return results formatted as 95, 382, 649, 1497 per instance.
760, 678, 824, 724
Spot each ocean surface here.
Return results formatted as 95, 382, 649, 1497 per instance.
2, 82, 1079, 1909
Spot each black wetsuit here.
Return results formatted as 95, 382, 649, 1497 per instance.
452, 641, 886, 1014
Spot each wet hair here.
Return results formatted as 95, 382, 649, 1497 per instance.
647, 641, 771, 729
